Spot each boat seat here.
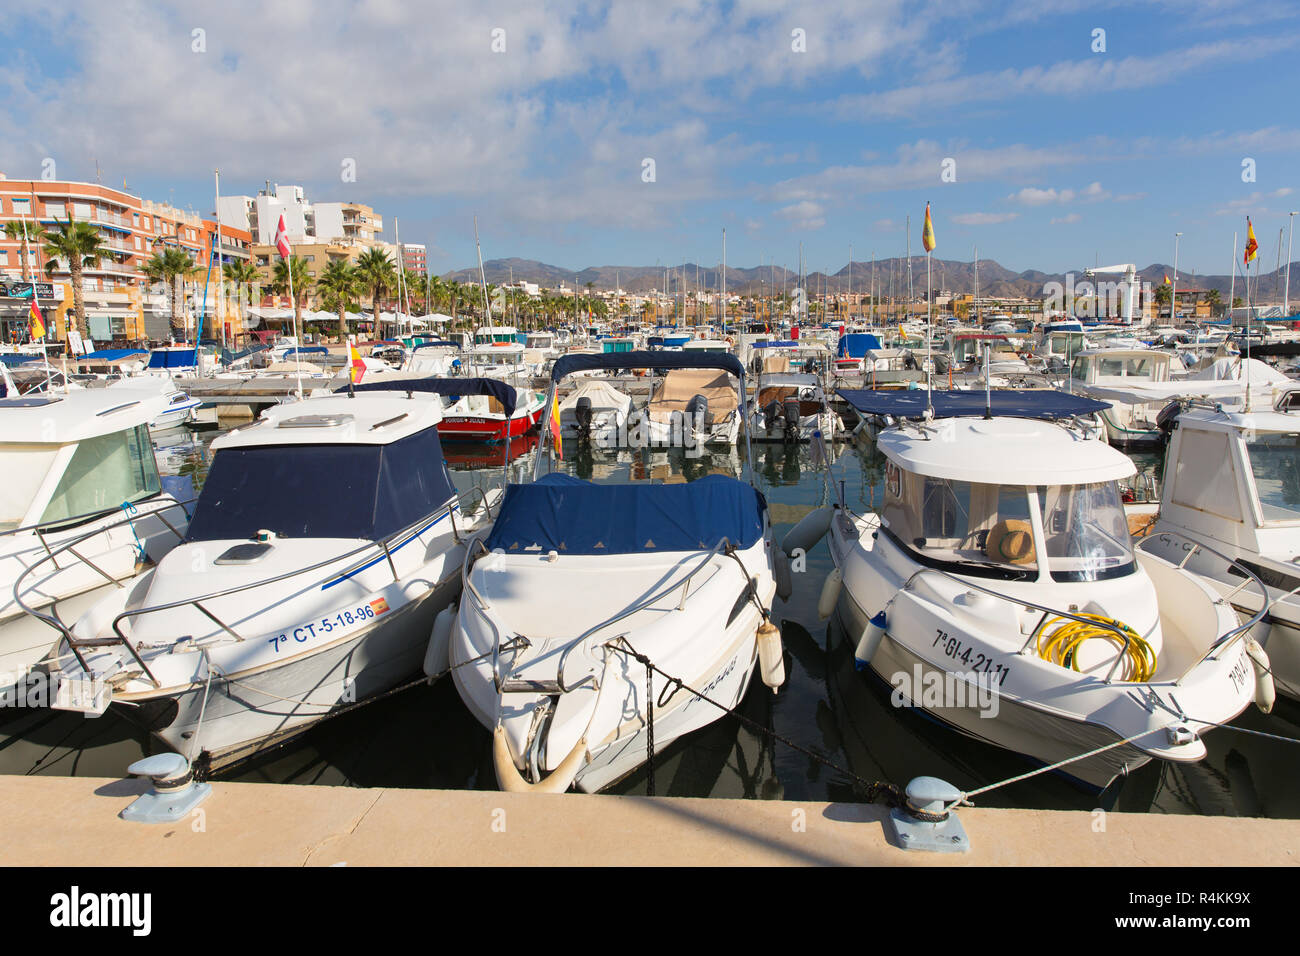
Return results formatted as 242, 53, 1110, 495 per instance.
986, 519, 1035, 565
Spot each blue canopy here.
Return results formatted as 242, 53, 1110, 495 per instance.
486, 473, 766, 556
837, 333, 883, 358
837, 388, 1109, 420
146, 348, 198, 369
551, 350, 745, 383
79, 349, 147, 361
282, 346, 330, 356
753, 340, 800, 349
341, 376, 517, 417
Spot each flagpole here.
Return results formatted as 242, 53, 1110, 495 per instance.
1246, 218, 1254, 411
215, 169, 226, 359
1229, 231, 1238, 326
287, 257, 302, 401
20, 213, 51, 392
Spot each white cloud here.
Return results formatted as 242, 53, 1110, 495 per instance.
952, 212, 1020, 225
775, 201, 826, 231
1050, 213, 1082, 224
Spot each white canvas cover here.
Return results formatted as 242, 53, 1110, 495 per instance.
558, 380, 633, 425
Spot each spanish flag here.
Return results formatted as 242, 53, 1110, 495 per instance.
1163, 274, 1171, 286
28, 299, 45, 340
922, 202, 936, 253
1245, 217, 1259, 265
348, 339, 365, 384
549, 392, 563, 460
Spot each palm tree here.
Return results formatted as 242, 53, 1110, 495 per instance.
141, 247, 194, 341
355, 247, 396, 336
425, 273, 443, 316
42, 218, 109, 340
316, 260, 360, 340
1205, 288, 1222, 318
223, 260, 260, 343
270, 256, 313, 336
3, 220, 47, 280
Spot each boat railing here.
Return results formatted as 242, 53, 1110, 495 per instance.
49, 496, 474, 689
1135, 530, 1270, 670
0, 492, 189, 546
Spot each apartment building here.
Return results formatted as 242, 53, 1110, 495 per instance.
0, 172, 252, 344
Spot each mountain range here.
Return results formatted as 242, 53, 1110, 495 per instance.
441, 256, 1299, 302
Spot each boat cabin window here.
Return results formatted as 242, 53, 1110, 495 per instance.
879, 466, 1038, 578
39, 425, 161, 527
1171, 428, 1243, 521
1244, 431, 1300, 522
1038, 482, 1134, 582
184, 427, 457, 543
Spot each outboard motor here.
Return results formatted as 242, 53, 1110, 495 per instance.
685, 393, 709, 426
763, 399, 779, 433
1155, 400, 1181, 437
782, 396, 801, 442
574, 396, 593, 444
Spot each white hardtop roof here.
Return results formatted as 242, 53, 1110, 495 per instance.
1081, 380, 1245, 405
0, 387, 171, 444
214, 391, 444, 449
1175, 404, 1300, 436
1073, 347, 1170, 359
878, 416, 1135, 485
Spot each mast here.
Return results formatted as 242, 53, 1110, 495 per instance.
721, 228, 726, 334
215, 169, 225, 357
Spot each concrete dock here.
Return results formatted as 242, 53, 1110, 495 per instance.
2, 775, 1295, 866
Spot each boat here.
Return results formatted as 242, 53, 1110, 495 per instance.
448, 350, 783, 793
1069, 348, 1180, 447
438, 383, 547, 443
1142, 395, 1300, 701
628, 366, 741, 447
746, 343, 842, 442
51, 380, 503, 770
557, 378, 633, 445
813, 387, 1270, 790
1, 388, 192, 698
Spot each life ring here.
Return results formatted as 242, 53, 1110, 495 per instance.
725, 336, 735, 346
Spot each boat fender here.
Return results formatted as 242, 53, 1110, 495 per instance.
817, 566, 842, 620
757, 621, 785, 692
782, 504, 832, 558
773, 548, 793, 601
854, 611, 887, 671
492, 726, 587, 793
1245, 636, 1275, 714
423, 603, 458, 678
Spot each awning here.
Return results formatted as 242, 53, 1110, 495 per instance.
342, 376, 517, 417
837, 388, 1109, 419
551, 349, 744, 382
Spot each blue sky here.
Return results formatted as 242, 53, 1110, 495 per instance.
1, 1, 1297, 279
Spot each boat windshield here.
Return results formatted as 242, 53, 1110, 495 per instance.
879, 467, 1038, 579
184, 427, 457, 543
1038, 482, 1134, 581
1245, 431, 1300, 522
36, 425, 161, 528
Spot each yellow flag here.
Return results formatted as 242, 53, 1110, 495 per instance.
922, 202, 936, 253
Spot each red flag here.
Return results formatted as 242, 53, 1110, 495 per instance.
274, 214, 292, 259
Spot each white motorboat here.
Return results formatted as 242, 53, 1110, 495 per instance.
1, 388, 191, 697
558, 378, 633, 445
627, 366, 742, 447
810, 387, 1270, 790
1070, 348, 1180, 446
107, 376, 201, 432
746, 343, 841, 442
449, 351, 784, 793
1142, 396, 1300, 701
53, 380, 502, 770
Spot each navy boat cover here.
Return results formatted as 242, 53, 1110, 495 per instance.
485, 473, 765, 556
837, 388, 1109, 419
550, 350, 745, 383
146, 348, 198, 369
340, 377, 517, 416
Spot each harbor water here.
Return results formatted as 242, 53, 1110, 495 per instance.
2, 425, 1296, 819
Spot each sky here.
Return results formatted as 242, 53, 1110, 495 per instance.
1, 0, 1297, 281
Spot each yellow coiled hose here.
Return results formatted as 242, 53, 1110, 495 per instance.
1034, 613, 1157, 683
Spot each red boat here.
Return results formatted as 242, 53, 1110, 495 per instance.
436, 386, 547, 443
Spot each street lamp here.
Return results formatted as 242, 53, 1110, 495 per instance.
1172, 233, 1182, 322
